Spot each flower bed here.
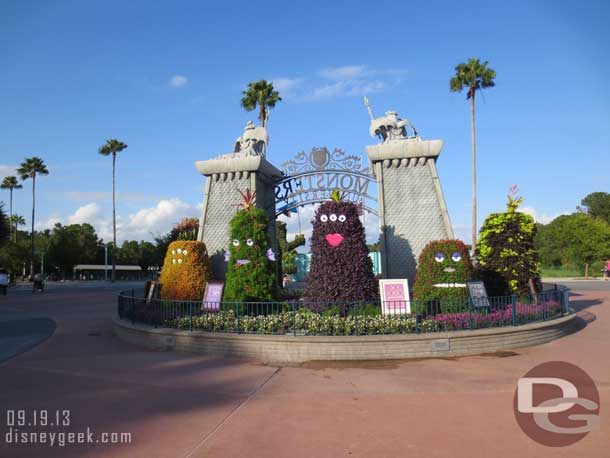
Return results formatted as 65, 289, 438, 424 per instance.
166, 300, 563, 335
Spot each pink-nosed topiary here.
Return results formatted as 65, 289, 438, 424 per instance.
303, 191, 378, 306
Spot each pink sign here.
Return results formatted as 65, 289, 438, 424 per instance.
202, 282, 224, 311
379, 279, 411, 315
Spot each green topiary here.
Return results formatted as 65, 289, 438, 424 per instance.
413, 239, 474, 312
159, 240, 212, 300
477, 187, 542, 296
223, 189, 277, 302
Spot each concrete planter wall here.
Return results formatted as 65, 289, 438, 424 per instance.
113, 312, 578, 364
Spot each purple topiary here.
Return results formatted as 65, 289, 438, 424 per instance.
303, 192, 379, 305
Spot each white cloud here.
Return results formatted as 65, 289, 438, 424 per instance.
309, 80, 385, 100
362, 211, 380, 244
265, 65, 405, 102
319, 65, 368, 80
35, 216, 62, 231
68, 203, 102, 224
0, 165, 18, 180
60, 191, 158, 202
521, 206, 567, 225
123, 198, 193, 236
168, 75, 188, 88
271, 77, 304, 95
310, 81, 348, 99
34, 198, 199, 243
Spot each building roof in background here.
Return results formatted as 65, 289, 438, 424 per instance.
73, 265, 142, 271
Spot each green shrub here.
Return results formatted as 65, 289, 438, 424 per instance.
223, 190, 277, 302
413, 239, 474, 312
477, 191, 542, 296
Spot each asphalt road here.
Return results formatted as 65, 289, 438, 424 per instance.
556, 280, 610, 291
0, 282, 141, 363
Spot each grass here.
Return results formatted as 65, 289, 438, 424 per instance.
541, 267, 601, 278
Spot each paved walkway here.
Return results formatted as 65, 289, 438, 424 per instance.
0, 284, 608, 457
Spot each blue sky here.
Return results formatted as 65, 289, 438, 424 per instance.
1, 0, 609, 244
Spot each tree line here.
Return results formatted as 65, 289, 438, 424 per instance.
535, 192, 610, 275
0, 212, 200, 280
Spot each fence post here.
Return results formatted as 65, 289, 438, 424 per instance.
236, 303, 240, 334
415, 300, 419, 334
130, 290, 135, 325
511, 295, 517, 326
468, 299, 473, 330
293, 302, 297, 337
542, 293, 547, 321
189, 301, 193, 331
354, 302, 359, 336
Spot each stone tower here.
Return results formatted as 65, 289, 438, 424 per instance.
366, 110, 454, 284
195, 122, 282, 279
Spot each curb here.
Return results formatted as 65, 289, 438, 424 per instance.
113, 312, 579, 364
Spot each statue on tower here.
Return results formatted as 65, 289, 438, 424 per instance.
234, 121, 268, 157
364, 96, 418, 143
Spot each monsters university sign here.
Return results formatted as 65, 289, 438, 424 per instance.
274, 147, 377, 216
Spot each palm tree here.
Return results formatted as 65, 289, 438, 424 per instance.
450, 58, 496, 260
98, 139, 128, 282
9, 214, 25, 242
240, 80, 281, 127
0, 203, 8, 245
17, 157, 49, 277
1, 175, 22, 241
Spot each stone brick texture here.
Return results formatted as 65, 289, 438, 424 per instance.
380, 158, 451, 283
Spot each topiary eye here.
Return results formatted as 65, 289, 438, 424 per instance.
451, 252, 462, 262
330, 213, 337, 222
246, 239, 254, 246
320, 214, 328, 222
232, 239, 240, 246
338, 214, 346, 222
434, 253, 445, 263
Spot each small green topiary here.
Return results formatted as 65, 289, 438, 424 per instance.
413, 239, 474, 312
223, 189, 277, 302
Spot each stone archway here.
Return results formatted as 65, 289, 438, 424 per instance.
196, 110, 454, 284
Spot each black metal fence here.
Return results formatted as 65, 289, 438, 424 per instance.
117, 284, 571, 336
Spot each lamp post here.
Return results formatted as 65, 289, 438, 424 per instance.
35, 251, 45, 278
104, 244, 108, 281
